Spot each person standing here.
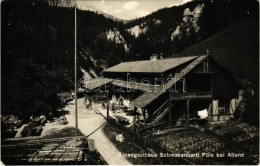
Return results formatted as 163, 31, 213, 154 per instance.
119, 96, 123, 105
102, 101, 106, 109
145, 109, 149, 120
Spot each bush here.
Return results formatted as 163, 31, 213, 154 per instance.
42, 126, 84, 139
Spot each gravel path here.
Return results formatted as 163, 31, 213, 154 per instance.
64, 98, 132, 165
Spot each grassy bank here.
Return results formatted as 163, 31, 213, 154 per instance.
103, 123, 160, 165
42, 126, 84, 139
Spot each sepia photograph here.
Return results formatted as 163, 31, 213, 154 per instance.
1, 0, 259, 165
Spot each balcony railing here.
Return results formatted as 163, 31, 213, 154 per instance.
171, 90, 211, 100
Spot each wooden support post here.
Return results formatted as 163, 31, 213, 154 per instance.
169, 93, 172, 128
133, 107, 137, 142
217, 100, 219, 121
74, 5, 78, 136
186, 99, 190, 130
211, 100, 213, 122
144, 109, 147, 129
106, 104, 109, 122
133, 116, 136, 141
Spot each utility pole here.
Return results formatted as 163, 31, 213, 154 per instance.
74, 4, 78, 136
169, 93, 172, 128
106, 104, 109, 122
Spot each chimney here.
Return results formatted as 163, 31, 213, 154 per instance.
150, 53, 158, 61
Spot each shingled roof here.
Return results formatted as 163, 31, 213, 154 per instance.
103, 56, 198, 73
111, 80, 162, 92
130, 55, 208, 108
84, 78, 113, 90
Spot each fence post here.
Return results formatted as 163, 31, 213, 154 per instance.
133, 116, 136, 142
169, 94, 172, 128
186, 99, 190, 130
180, 142, 182, 153
107, 104, 109, 122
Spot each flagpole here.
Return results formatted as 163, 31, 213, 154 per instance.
74, 4, 78, 136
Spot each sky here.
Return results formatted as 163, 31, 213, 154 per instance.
81, 0, 192, 20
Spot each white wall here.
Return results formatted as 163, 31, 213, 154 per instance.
210, 89, 243, 122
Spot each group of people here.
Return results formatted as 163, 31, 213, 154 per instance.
88, 94, 150, 122
135, 108, 149, 122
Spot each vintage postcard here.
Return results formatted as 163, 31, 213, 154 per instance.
1, 0, 259, 165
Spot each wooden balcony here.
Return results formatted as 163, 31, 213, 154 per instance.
170, 90, 211, 100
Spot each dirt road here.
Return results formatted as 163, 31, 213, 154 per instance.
64, 98, 132, 165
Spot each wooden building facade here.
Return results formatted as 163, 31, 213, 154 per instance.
95, 54, 242, 125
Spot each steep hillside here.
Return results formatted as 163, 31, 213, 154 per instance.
172, 15, 258, 86
76, 1, 130, 24
123, 0, 258, 59
48, 0, 130, 23
2, 0, 258, 120
172, 15, 259, 125
1, 0, 128, 117
2, 0, 131, 79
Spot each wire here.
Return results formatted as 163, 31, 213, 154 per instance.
86, 122, 107, 138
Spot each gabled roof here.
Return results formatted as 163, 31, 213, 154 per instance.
84, 78, 113, 90
103, 56, 198, 73
112, 80, 162, 92
130, 55, 208, 108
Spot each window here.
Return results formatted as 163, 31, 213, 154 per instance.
218, 99, 230, 114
